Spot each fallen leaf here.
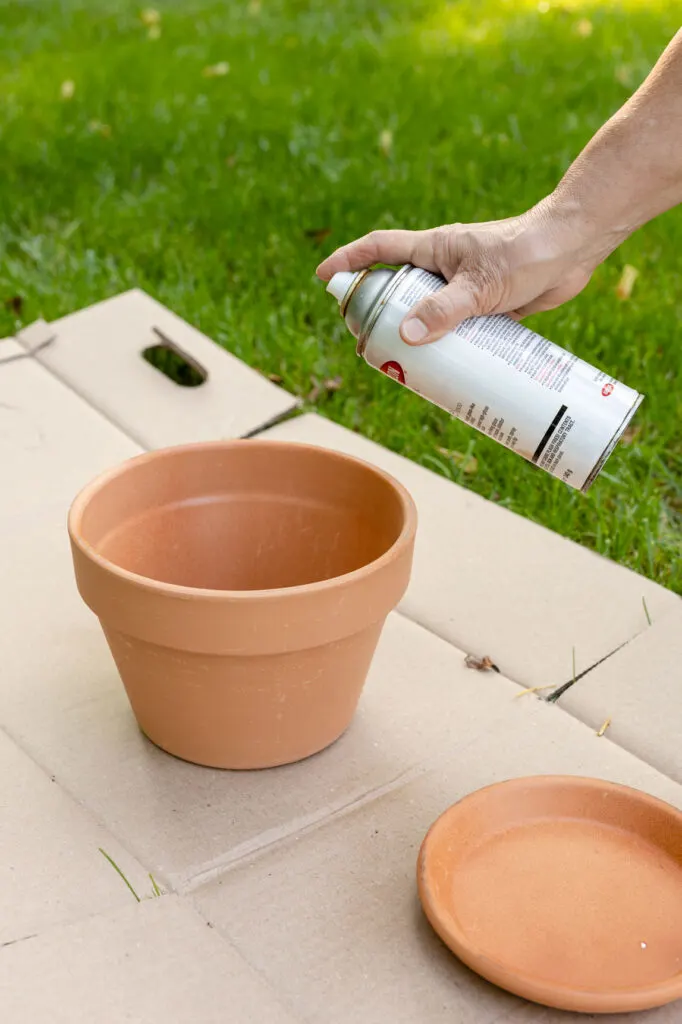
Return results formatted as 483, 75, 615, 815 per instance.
5, 295, 23, 315
307, 375, 343, 403
304, 227, 332, 245
620, 423, 642, 446
203, 62, 230, 78
464, 653, 500, 673
437, 447, 478, 475
140, 8, 161, 26
256, 368, 284, 384
60, 79, 75, 100
596, 717, 612, 737
379, 129, 393, 157
615, 64, 634, 87
575, 18, 593, 37
225, 154, 237, 168
88, 120, 112, 138
615, 264, 639, 300
148, 24, 161, 39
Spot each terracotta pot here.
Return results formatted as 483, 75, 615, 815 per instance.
68, 440, 416, 769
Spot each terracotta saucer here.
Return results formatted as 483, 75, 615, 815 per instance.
417, 776, 682, 1014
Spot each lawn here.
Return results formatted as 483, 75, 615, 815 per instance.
1, 0, 680, 591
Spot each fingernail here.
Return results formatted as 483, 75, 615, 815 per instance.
401, 317, 429, 344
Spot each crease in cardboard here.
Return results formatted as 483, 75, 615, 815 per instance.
177, 762, 427, 894
394, 612, 525, 689
242, 404, 304, 439
0, 333, 56, 365
0, 932, 38, 950
545, 639, 632, 703
15, 315, 302, 448
9, 320, 150, 449
545, 600, 680, 703
15, 295, 300, 449
0, 717, 161, 898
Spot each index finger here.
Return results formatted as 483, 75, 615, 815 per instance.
316, 229, 431, 280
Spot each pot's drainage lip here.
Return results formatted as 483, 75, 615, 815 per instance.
71, 517, 416, 601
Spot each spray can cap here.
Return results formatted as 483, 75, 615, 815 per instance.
326, 271, 359, 304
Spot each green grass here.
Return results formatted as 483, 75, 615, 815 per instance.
99, 847, 142, 901
99, 847, 163, 901
1, 0, 680, 590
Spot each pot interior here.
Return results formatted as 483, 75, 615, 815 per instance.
76, 443, 409, 591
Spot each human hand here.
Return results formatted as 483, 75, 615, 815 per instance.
316, 198, 607, 345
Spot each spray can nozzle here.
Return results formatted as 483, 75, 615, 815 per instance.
326, 271, 360, 304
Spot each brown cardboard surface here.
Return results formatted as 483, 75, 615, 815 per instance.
2, 608, 534, 889
16, 292, 298, 447
0, 341, 154, 945
0, 320, 527, 890
3, 301, 681, 1024
0, 728, 148, 946
0, 897, 300, 1024
192, 697, 682, 1024
261, 413, 679, 689
0, 336, 140, 523
0, 337, 30, 361
0, 333, 140, 728
558, 608, 682, 784
502, 1001, 680, 1023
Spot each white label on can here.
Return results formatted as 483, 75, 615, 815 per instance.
363, 267, 642, 490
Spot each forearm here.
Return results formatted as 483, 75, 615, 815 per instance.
546, 29, 682, 265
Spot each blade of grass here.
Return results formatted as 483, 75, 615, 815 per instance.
99, 848, 141, 903
642, 596, 652, 626
514, 684, 554, 698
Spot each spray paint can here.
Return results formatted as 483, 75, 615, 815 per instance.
326, 264, 643, 491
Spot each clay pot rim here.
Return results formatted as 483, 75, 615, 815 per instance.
417, 775, 682, 1014
68, 438, 417, 602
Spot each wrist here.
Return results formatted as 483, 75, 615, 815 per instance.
530, 190, 633, 272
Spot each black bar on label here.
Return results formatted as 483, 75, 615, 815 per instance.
532, 404, 568, 464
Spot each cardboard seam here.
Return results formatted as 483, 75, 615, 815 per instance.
175, 763, 427, 894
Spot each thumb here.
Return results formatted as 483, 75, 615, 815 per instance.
400, 272, 485, 345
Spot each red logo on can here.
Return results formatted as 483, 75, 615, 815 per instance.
601, 382, 614, 397
380, 360, 405, 384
